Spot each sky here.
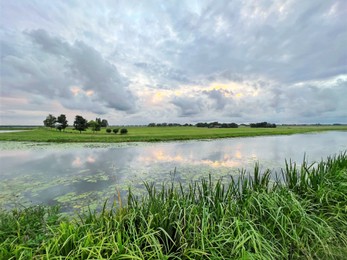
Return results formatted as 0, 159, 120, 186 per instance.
1, 0, 346, 125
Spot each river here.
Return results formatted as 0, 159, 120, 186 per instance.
0, 131, 346, 212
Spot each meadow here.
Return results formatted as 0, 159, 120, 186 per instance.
1, 153, 346, 259
0, 125, 346, 143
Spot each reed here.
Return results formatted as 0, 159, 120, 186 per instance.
1, 152, 346, 259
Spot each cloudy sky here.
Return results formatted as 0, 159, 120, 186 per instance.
1, 0, 346, 125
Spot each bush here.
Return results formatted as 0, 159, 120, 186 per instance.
106, 128, 111, 133
113, 128, 119, 134
120, 128, 128, 134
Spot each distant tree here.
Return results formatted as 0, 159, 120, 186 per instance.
88, 120, 101, 133
95, 118, 109, 127
208, 122, 220, 128
106, 128, 112, 133
196, 122, 208, 127
196, 122, 238, 128
113, 128, 119, 134
43, 114, 57, 128
73, 115, 88, 133
120, 128, 128, 134
57, 114, 68, 131
250, 122, 276, 128
148, 123, 156, 127
101, 119, 109, 127
228, 123, 239, 128
54, 123, 63, 131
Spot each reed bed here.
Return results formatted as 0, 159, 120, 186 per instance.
1, 152, 346, 259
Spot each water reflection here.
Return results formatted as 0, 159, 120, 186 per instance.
0, 131, 346, 212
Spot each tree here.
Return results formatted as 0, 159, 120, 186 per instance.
57, 114, 68, 131
88, 120, 101, 133
55, 123, 63, 131
96, 118, 102, 126
250, 122, 276, 128
43, 114, 56, 128
101, 119, 109, 127
120, 128, 128, 134
113, 128, 119, 134
73, 115, 88, 133
95, 118, 108, 127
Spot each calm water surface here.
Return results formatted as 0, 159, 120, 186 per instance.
0, 131, 346, 212
0, 130, 29, 133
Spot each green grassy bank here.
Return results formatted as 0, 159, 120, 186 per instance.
1, 153, 346, 259
0, 125, 346, 143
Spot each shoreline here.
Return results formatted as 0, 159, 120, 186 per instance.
0, 125, 346, 143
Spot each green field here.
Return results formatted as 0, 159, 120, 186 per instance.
1, 153, 346, 259
0, 125, 346, 143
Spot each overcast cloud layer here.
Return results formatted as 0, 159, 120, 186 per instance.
1, 0, 346, 125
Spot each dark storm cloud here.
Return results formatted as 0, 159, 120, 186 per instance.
171, 96, 204, 117
1, 31, 73, 99
1, 0, 346, 124
165, 0, 347, 84
278, 81, 346, 119
27, 29, 136, 112
170, 88, 236, 117
202, 89, 233, 110
134, 62, 192, 87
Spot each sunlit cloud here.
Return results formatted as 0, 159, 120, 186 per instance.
86, 90, 94, 97
87, 156, 96, 163
72, 155, 96, 167
70, 87, 94, 97
137, 148, 245, 168
70, 87, 81, 96
72, 157, 82, 167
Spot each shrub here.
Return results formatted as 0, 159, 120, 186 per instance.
106, 128, 111, 133
120, 128, 128, 134
113, 128, 119, 134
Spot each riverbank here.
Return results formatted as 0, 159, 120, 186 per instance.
1, 153, 346, 259
0, 125, 346, 143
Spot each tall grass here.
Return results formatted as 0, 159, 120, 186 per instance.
1, 152, 346, 259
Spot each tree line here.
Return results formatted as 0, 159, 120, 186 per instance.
148, 123, 193, 127
147, 122, 238, 128
43, 114, 109, 133
147, 121, 277, 128
250, 122, 277, 128
196, 122, 239, 128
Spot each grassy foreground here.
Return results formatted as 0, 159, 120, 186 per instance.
0, 125, 346, 143
1, 153, 347, 259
